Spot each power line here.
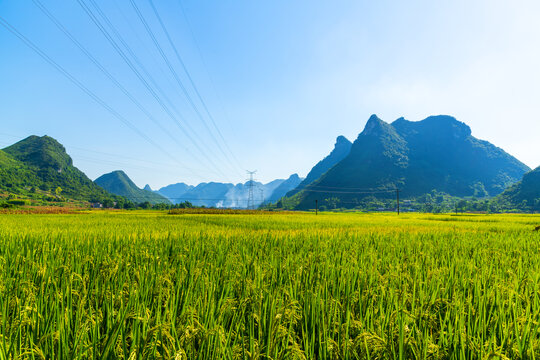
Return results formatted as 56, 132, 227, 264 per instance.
147, 0, 243, 174
99, 0, 236, 179
178, 0, 243, 176
0, 131, 221, 178
78, 0, 230, 180
76, 0, 208, 160
74, 154, 221, 179
303, 184, 398, 191
300, 185, 403, 214
86, 0, 187, 123
30, 0, 208, 180
301, 188, 398, 194
177, 0, 242, 168
130, 0, 228, 160
69, 146, 218, 175
0, 15, 185, 169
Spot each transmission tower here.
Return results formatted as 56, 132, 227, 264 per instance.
246, 170, 257, 209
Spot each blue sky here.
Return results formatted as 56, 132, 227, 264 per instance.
1, 0, 540, 188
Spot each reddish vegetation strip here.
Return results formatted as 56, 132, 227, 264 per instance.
0, 206, 84, 214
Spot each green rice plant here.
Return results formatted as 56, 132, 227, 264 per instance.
0, 212, 539, 359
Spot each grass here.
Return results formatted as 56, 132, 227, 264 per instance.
0, 211, 539, 359
167, 208, 290, 215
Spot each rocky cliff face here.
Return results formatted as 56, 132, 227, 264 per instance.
290, 115, 530, 209
287, 135, 352, 197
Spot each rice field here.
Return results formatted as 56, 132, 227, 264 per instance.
0, 211, 539, 359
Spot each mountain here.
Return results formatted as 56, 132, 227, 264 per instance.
268, 174, 303, 202
261, 179, 288, 201
4, 134, 73, 170
290, 115, 530, 209
0, 135, 117, 202
156, 175, 303, 208
95, 170, 170, 204
174, 182, 234, 207
0, 148, 17, 167
215, 178, 294, 208
493, 167, 540, 211
156, 182, 194, 202
143, 184, 152, 192
287, 136, 352, 197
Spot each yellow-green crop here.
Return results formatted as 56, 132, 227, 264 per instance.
0, 211, 539, 359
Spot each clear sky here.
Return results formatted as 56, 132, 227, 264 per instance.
1, 0, 539, 189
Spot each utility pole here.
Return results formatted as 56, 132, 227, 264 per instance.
315, 199, 318, 215
396, 189, 401, 215
246, 170, 257, 210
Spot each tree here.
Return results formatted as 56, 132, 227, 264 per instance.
177, 201, 193, 209
534, 199, 540, 212
423, 203, 434, 213
472, 182, 488, 198
114, 198, 125, 209
124, 201, 135, 209
325, 197, 340, 210
103, 199, 114, 208
140, 202, 152, 209
55, 186, 62, 197
457, 200, 468, 213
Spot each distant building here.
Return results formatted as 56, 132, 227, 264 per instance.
91, 203, 102, 208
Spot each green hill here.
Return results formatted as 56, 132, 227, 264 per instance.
0, 148, 36, 194
290, 115, 530, 209
95, 170, 170, 205
0, 149, 18, 167
4, 135, 73, 170
493, 167, 540, 212
0, 135, 116, 203
286, 136, 351, 197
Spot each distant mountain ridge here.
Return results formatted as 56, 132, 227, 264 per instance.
268, 174, 303, 202
290, 115, 530, 209
157, 182, 194, 201
1, 127, 532, 211
287, 136, 352, 197
156, 174, 303, 208
0, 135, 117, 202
95, 171, 170, 204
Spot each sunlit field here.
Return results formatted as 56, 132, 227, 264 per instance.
1, 211, 539, 359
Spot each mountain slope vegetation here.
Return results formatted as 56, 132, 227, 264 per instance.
287, 136, 352, 197
290, 115, 529, 209
95, 171, 170, 204
493, 167, 540, 212
0, 135, 118, 202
